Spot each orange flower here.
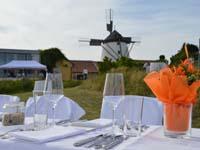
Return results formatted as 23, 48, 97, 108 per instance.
144, 59, 200, 104
182, 59, 195, 73
174, 65, 185, 75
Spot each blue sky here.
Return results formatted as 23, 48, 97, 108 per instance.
0, 0, 199, 61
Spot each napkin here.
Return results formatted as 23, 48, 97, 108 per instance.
11, 126, 86, 143
71, 119, 112, 128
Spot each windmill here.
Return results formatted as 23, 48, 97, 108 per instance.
79, 9, 140, 61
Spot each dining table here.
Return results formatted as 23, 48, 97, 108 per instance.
0, 118, 199, 150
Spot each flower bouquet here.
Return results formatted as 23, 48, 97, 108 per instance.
144, 46, 200, 137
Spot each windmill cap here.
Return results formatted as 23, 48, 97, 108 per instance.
104, 30, 132, 44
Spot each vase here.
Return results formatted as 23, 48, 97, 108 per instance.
163, 103, 192, 138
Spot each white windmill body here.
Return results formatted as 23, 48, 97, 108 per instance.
101, 42, 129, 61
101, 30, 130, 61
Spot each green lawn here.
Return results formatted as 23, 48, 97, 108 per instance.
14, 86, 103, 120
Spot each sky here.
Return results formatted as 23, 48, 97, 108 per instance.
0, 0, 199, 61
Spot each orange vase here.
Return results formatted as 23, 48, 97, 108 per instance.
163, 103, 192, 137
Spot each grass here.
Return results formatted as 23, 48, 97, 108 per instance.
14, 86, 103, 120
10, 67, 200, 128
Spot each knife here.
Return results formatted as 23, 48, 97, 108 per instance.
103, 135, 124, 150
94, 136, 116, 149
84, 134, 111, 148
56, 119, 71, 125
74, 134, 103, 147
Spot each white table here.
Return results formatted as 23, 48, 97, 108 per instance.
0, 123, 199, 150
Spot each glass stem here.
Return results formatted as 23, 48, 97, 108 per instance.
33, 93, 37, 127
112, 106, 116, 134
52, 106, 56, 126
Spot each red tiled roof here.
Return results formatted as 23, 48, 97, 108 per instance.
70, 60, 98, 73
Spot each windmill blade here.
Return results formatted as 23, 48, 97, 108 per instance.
79, 38, 90, 43
130, 36, 141, 44
130, 40, 141, 44
78, 38, 103, 46
90, 39, 103, 46
125, 37, 141, 56
78, 38, 91, 46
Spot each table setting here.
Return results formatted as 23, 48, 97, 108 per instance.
0, 116, 160, 150
0, 57, 200, 150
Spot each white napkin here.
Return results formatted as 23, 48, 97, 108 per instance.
11, 126, 86, 143
71, 118, 112, 128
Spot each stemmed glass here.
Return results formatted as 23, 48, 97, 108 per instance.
44, 73, 64, 126
33, 80, 47, 129
136, 96, 144, 136
103, 73, 125, 135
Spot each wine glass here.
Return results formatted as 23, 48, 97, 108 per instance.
136, 96, 144, 136
103, 73, 125, 135
44, 73, 64, 126
33, 80, 46, 129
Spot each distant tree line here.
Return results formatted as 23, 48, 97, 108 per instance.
98, 57, 144, 73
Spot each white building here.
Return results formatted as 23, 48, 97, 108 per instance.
0, 48, 40, 65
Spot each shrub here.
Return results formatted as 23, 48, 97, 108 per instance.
63, 80, 82, 88
0, 79, 34, 94
98, 57, 144, 73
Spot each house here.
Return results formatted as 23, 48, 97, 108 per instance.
70, 60, 99, 80
0, 48, 40, 65
56, 60, 99, 80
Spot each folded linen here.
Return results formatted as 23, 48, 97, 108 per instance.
71, 118, 112, 128
11, 126, 86, 143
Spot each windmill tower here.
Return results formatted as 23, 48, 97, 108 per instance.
79, 9, 140, 61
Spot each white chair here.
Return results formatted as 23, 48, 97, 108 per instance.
0, 94, 20, 112
100, 95, 163, 125
25, 95, 85, 121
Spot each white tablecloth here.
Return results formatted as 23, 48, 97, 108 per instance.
0, 121, 200, 150
101, 95, 163, 125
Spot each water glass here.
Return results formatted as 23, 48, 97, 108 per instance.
34, 114, 47, 130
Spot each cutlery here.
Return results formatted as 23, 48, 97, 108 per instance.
103, 135, 124, 150
74, 134, 103, 147
84, 134, 111, 148
94, 135, 120, 149
56, 119, 71, 125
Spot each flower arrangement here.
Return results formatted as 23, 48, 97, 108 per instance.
144, 44, 200, 137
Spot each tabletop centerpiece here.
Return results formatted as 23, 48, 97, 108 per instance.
144, 44, 200, 138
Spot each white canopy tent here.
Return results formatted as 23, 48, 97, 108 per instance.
0, 60, 47, 78
0, 60, 47, 70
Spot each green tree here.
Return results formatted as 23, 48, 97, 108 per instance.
170, 43, 199, 66
98, 57, 114, 73
40, 48, 68, 72
98, 57, 144, 73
